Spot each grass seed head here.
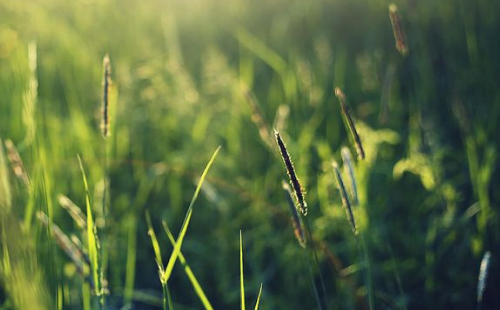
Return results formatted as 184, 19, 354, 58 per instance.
341, 147, 359, 206
477, 251, 491, 303
58, 194, 87, 230
275, 130, 307, 215
101, 54, 111, 138
389, 4, 408, 55
282, 181, 306, 248
335, 88, 365, 160
332, 160, 358, 235
4, 139, 30, 188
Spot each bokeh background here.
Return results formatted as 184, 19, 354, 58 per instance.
0, 0, 499, 309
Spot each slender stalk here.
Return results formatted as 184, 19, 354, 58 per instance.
304, 218, 328, 310
358, 232, 374, 310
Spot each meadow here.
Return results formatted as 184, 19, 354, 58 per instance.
0, 0, 499, 309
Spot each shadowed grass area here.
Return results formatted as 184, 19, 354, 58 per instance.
0, 0, 499, 309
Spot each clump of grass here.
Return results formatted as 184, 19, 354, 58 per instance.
389, 4, 408, 55
146, 147, 220, 310
477, 251, 491, 307
77, 155, 105, 308
335, 88, 365, 160
274, 130, 308, 215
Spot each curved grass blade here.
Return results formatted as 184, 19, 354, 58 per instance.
145, 210, 164, 274
162, 220, 214, 310
253, 283, 263, 310
162, 146, 221, 283
77, 155, 102, 301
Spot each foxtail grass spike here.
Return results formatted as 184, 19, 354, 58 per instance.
4, 139, 30, 188
332, 161, 357, 234
335, 88, 365, 160
477, 251, 491, 303
58, 194, 87, 230
101, 54, 111, 138
282, 181, 306, 248
341, 147, 359, 206
389, 4, 408, 55
274, 130, 307, 215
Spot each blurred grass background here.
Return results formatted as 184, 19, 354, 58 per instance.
0, 0, 499, 309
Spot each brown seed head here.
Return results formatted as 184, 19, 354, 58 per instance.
389, 4, 408, 55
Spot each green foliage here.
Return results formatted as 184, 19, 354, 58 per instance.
0, 0, 499, 309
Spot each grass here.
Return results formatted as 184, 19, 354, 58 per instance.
0, 0, 499, 309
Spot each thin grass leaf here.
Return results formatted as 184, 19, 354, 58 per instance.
253, 283, 263, 310
240, 230, 245, 310
162, 146, 221, 283
77, 155, 101, 297
145, 210, 164, 276
162, 220, 214, 310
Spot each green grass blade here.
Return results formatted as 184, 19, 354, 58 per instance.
162, 146, 221, 283
145, 210, 164, 272
240, 230, 245, 310
253, 283, 263, 310
162, 220, 214, 310
235, 28, 287, 77
77, 155, 100, 297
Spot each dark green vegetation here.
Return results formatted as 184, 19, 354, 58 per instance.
1, 0, 499, 309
